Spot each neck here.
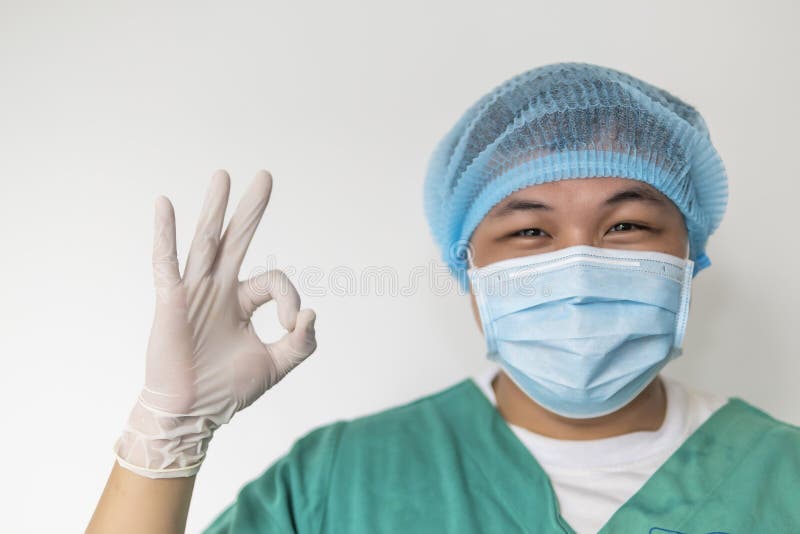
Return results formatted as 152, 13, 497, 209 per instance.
492, 372, 667, 440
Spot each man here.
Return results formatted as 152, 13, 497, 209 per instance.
88, 62, 800, 533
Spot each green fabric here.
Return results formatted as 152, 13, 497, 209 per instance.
203, 379, 800, 533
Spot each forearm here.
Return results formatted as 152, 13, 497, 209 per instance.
87, 461, 196, 534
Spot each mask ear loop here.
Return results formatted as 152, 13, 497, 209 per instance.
465, 243, 476, 271
673, 240, 694, 349
464, 243, 496, 353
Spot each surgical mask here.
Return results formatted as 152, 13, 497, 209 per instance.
468, 245, 694, 419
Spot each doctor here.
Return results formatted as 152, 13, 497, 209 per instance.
88, 62, 800, 534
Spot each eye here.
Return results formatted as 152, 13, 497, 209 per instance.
513, 228, 547, 238
607, 222, 647, 233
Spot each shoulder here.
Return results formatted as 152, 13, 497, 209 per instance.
256, 377, 480, 515
289, 378, 476, 454
718, 397, 800, 466
349, 378, 474, 425
726, 397, 800, 436
204, 379, 478, 532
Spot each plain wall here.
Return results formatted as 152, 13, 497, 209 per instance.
0, 1, 797, 532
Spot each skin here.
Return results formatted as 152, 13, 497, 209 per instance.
87, 463, 195, 533
468, 176, 689, 440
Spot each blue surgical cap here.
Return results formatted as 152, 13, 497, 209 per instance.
423, 62, 728, 290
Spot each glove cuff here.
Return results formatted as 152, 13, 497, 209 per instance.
112, 398, 221, 479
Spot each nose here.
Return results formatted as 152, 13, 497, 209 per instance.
553, 228, 602, 250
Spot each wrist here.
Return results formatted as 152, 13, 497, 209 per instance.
113, 399, 218, 479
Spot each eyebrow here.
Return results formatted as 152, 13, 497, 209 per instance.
491, 198, 553, 217
490, 184, 666, 218
603, 185, 666, 207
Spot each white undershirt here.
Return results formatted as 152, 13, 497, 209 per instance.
471, 361, 729, 534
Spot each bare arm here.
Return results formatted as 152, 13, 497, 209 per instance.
87, 462, 195, 534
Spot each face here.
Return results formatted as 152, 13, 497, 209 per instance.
468, 177, 689, 326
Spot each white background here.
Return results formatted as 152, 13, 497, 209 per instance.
1, 1, 798, 532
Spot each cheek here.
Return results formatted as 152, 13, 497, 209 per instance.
661, 219, 690, 257
468, 229, 493, 266
469, 228, 524, 267
470, 218, 519, 266
469, 292, 483, 333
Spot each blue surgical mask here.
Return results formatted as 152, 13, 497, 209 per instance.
468, 245, 694, 419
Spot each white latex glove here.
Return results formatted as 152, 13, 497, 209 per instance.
113, 169, 317, 479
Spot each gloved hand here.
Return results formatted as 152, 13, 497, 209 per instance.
113, 169, 317, 479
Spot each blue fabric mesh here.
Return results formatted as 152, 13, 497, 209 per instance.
424, 62, 728, 289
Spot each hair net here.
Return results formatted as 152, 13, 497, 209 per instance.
423, 62, 728, 289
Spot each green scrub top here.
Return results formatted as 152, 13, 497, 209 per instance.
203, 378, 800, 533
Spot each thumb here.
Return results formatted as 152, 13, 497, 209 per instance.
266, 308, 317, 380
